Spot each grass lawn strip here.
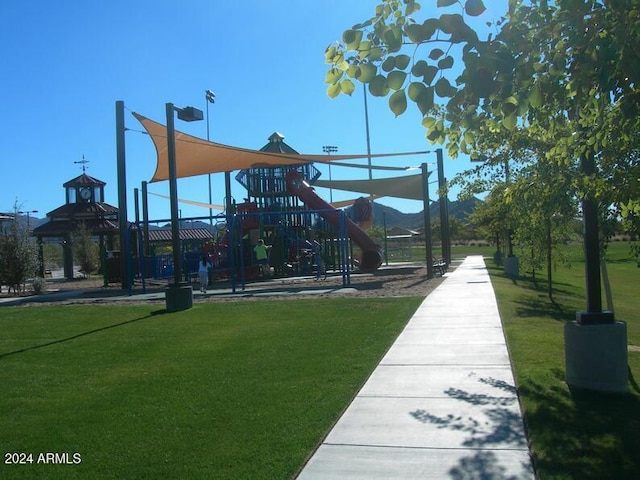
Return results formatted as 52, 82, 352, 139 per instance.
0, 297, 420, 480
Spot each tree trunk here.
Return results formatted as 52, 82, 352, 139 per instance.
547, 216, 553, 300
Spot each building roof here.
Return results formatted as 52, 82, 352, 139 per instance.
45, 201, 119, 218
259, 132, 300, 154
32, 218, 120, 236
147, 228, 213, 243
63, 173, 106, 188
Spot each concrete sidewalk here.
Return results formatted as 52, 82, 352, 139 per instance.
297, 255, 534, 479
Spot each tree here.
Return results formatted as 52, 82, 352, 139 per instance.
468, 185, 514, 260
508, 160, 577, 298
0, 205, 40, 294
72, 223, 100, 277
325, 0, 640, 316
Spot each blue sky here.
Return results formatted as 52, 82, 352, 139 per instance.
1, 0, 507, 222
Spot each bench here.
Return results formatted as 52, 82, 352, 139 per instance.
433, 258, 447, 276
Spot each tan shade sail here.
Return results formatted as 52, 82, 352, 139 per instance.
132, 112, 431, 183
147, 191, 225, 210
314, 173, 429, 201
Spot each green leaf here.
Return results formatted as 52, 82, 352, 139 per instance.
358, 40, 371, 61
388, 71, 407, 90
341, 79, 355, 96
438, 55, 454, 69
464, 0, 486, 16
435, 77, 454, 97
405, 0, 421, 15
464, 130, 475, 145
528, 83, 543, 108
408, 82, 426, 102
502, 113, 517, 130
346, 65, 360, 79
327, 83, 342, 99
344, 29, 363, 50
429, 48, 445, 60
406, 24, 423, 43
357, 63, 377, 83
384, 26, 403, 52
382, 56, 396, 72
423, 65, 439, 85
416, 86, 435, 114
427, 127, 442, 142
395, 54, 411, 70
369, 75, 390, 97
324, 45, 337, 64
342, 30, 356, 45
389, 89, 408, 117
437, 0, 457, 6
370, 46, 385, 61
325, 68, 344, 85
420, 19, 439, 41
411, 60, 428, 77
501, 96, 518, 116
422, 116, 437, 129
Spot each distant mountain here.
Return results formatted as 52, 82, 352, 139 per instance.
20, 200, 480, 234
346, 198, 481, 230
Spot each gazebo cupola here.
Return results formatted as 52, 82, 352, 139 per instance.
63, 172, 106, 204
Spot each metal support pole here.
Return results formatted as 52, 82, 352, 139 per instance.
141, 181, 149, 257
116, 100, 130, 289
166, 102, 182, 286
363, 88, 373, 180
436, 148, 451, 265
422, 163, 434, 279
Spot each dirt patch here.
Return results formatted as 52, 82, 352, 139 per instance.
6, 264, 450, 306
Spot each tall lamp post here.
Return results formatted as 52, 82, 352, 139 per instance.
165, 102, 204, 312
205, 89, 216, 231
322, 145, 337, 203
18, 210, 38, 231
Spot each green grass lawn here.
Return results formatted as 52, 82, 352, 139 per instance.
3, 242, 639, 479
0, 298, 421, 480
482, 241, 640, 479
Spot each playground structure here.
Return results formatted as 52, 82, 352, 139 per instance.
122, 135, 383, 291
209, 159, 382, 289
117, 110, 451, 294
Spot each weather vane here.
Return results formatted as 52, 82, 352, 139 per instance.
74, 155, 89, 173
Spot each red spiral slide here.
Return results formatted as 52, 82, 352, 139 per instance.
286, 170, 383, 273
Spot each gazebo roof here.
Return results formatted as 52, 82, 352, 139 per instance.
33, 217, 120, 236
63, 173, 106, 188
45, 201, 118, 218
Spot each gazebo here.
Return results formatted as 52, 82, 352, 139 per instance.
33, 172, 121, 279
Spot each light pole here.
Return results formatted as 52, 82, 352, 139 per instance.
165, 102, 204, 312
18, 210, 38, 231
205, 89, 216, 231
363, 88, 373, 180
115, 100, 130, 290
322, 145, 337, 203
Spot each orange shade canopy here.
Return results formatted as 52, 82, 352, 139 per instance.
132, 112, 431, 183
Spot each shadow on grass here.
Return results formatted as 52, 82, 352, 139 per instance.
520, 368, 640, 479
513, 295, 574, 322
0, 310, 165, 360
409, 374, 534, 479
